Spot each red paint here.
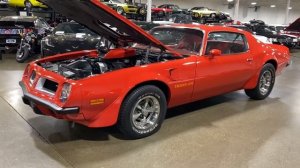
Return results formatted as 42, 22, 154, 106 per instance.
20, 1, 291, 128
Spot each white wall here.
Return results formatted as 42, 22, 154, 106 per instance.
136, 0, 300, 25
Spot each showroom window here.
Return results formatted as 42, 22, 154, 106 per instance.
205, 32, 248, 55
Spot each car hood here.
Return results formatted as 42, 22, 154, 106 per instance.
39, 0, 167, 50
285, 18, 300, 32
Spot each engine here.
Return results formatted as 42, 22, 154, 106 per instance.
40, 47, 180, 80
41, 55, 138, 80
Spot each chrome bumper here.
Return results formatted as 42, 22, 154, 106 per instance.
19, 81, 79, 114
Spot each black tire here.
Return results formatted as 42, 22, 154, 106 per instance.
210, 13, 216, 18
116, 6, 124, 15
16, 46, 30, 63
245, 63, 275, 100
118, 85, 167, 139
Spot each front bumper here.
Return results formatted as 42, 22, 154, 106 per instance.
19, 81, 79, 114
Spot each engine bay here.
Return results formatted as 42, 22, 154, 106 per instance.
40, 48, 181, 80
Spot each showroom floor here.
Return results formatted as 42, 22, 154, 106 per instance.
0, 50, 300, 168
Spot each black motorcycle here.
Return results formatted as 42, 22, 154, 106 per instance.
16, 29, 50, 63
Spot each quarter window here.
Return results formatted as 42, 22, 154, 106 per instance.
205, 32, 248, 55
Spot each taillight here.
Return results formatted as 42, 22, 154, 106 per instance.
22, 28, 33, 35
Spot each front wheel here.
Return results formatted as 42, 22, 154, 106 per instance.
117, 85, 167, 139
245, 63, 275, 100
16, 45, 30, 63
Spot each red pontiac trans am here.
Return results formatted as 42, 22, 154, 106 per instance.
20, 0, 290, 139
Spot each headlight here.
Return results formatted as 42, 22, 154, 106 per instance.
293, 38, 298, 42
60, 83, 72, 102
272, 38, 278, 42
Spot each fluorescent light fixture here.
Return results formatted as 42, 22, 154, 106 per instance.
251, 2, 257, 5
289, 7, 292, 10
227, 0, 234, 2
270, 5, 276, 8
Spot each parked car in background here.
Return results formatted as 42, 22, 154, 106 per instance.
20, 0, 290, 139
133, 21, 160, 31
9, 0, 47, 8
100, 0, 137, 18
283, 18, 300, 46
0, 16, 48, 50
190, 7, 222, 20
41, 22, 100, 57
0, 0, 8, 8
268, 25, 288, 34
246, 24, 298, 48
228, 25, 272, 44
151, 4, 187, 20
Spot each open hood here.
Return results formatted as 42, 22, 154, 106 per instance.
39, 0, 167, 50
285, 18, 300, 32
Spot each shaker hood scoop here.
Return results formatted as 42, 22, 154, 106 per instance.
39, 0, 167, 50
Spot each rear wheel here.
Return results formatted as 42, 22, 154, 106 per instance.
245, 63, 275, 100
117, 85, 167, 139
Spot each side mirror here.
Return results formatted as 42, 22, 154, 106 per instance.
209, 49, 221, 57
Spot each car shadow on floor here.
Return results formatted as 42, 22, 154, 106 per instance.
28, 91, 281, 143
25, 90, 291, 167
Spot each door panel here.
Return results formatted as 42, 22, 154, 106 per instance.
193, 53, 254, 101
192, 31, 255, 101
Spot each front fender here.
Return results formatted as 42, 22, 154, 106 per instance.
79, 67, 171, 128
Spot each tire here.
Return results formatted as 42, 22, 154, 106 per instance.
118, 85, 167, 139
16, 45, 30, 63
116, 6, 124, 15
210, 13, 216, 18
245, 63, 275, 100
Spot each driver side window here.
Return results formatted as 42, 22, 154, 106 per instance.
205, 32, 248, 55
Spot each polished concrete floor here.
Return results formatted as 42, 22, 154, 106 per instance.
0, 50, 300, 168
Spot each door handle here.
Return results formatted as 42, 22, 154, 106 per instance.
246, 58, 253, 62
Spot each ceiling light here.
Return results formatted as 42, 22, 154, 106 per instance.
227, 0, 234, 2
289, 7, 292, 10
270, 5, 276, 8
251, 2, 257, 5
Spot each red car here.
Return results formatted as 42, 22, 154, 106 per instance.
284, 18, 300, 46
20, 0, 290, 139
151, 4, 184, 19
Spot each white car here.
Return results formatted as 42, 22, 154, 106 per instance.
253, 34, 272, 44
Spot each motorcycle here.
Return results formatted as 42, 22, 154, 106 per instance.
16, 29, 50, 63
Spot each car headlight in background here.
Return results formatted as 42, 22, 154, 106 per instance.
60, 83, 72, 102
293, 38, 298, 42
271, 38, 278, 42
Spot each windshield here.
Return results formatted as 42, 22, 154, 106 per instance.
54, 23, 97, 36
111, 0, 121, 3
192, 7, 205, 10
150, 28, 204, 55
